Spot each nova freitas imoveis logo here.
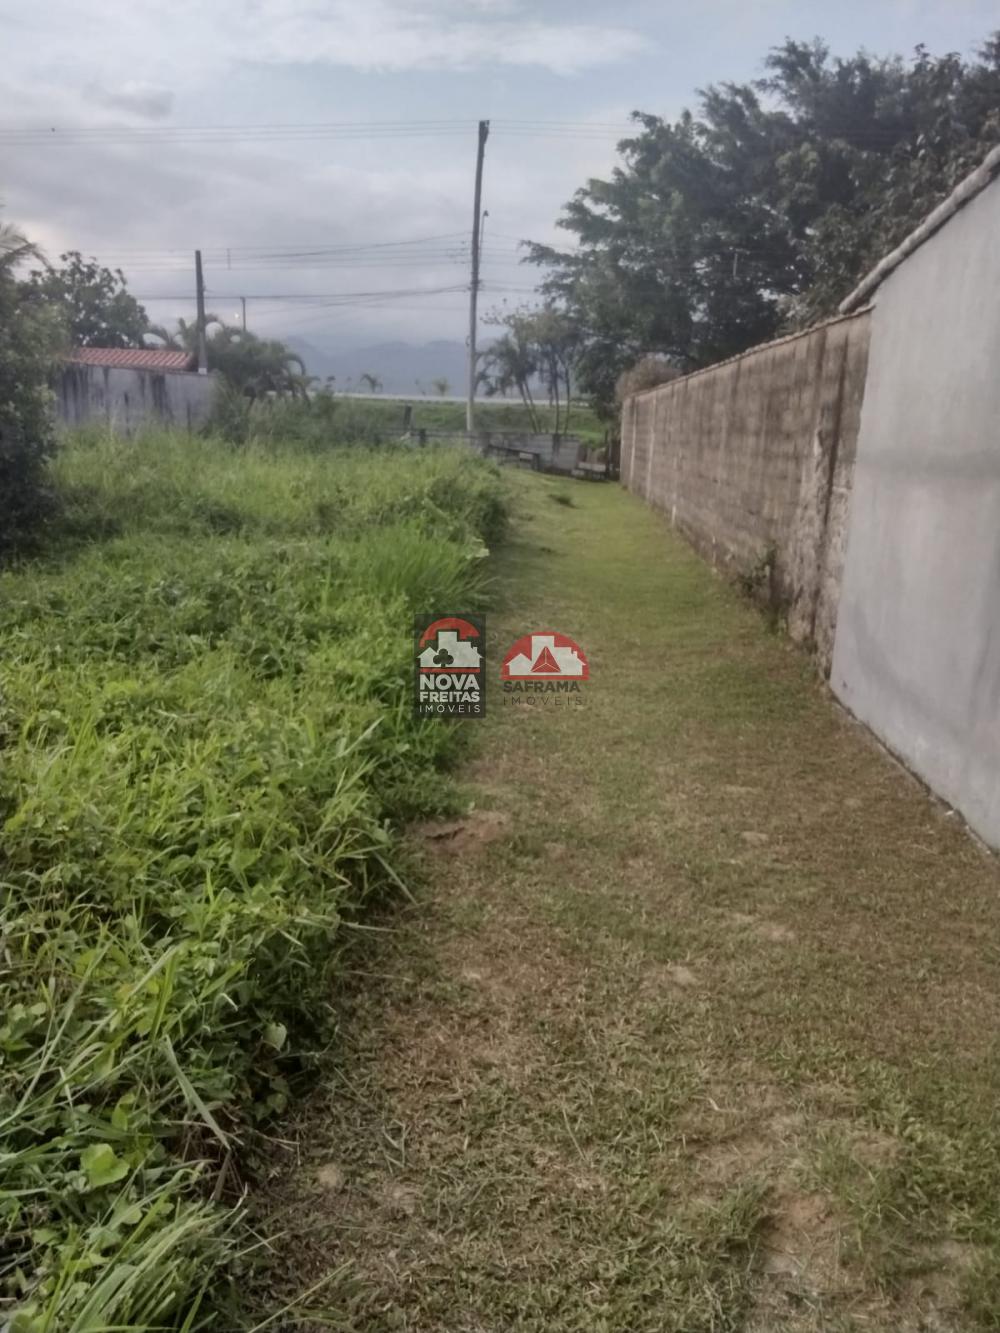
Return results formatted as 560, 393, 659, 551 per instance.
500, 630, 589, 704
414, 615, 486, 718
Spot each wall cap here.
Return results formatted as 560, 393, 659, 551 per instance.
838, 142, 1000, 314
625, 305, 871, 404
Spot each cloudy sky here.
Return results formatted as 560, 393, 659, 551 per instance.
2, 0, 997, 352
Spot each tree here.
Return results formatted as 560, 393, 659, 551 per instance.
482, 305, 579, 433
615, 355, 681, 406
146, 314, 223, 351
25, 251, 149, 348
480, 317, 540, 430
432, 377, 450, 397
209, 327, 312, 398
0, 220, 36, 271
149, 318, 311, 397
0, 219, 60, 552
525, 306, 579, 434
359, 372, 382, 394
527, 33, 1000, 414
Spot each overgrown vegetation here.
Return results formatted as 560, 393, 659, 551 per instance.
614, 353, 682, 406
0, 221, 61, 554
208, 385, 607, 449
0, 430, 506, 1330
529, 32, 1000, 412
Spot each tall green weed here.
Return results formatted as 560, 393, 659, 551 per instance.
0, 430, 506, 1329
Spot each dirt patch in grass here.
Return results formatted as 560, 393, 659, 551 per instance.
415, 808, 512, 854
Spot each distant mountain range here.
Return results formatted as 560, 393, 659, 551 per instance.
286, 337, 482, 397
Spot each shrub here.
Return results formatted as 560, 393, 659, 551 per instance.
0, 431, 507, 1329
615, 354, 683, 406
0, 228, 61, 554
207, 383, 397, 449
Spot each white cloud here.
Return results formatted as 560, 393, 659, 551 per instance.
0, 0, 641, 345
7, 1, 646, 85
83, 82, 175, 120
0, 102, 632, 345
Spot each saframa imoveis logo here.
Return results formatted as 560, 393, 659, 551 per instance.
500, 630, 588, 706
414, 615, 486, 718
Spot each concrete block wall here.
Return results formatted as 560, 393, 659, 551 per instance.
621, 309, 871, 672
57, 364, 217, 434
417, 430, 585, 475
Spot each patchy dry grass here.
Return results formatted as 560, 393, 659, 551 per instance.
261, 473, 1000, 1331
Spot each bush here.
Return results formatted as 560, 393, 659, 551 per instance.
0, 431, 507, 1330
207, 383, 398, 449
615, 354, 683, 406
206, 383, 609, 450
0, 241, 60, 554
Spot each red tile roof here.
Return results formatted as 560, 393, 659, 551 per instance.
66, 347, 198, 372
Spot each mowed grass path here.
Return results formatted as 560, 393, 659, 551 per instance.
269, 474, 1000, 1332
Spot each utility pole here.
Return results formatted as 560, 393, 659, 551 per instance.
194, 249, 208, 375
240, 296, 247, 332
466, 119, 489, 434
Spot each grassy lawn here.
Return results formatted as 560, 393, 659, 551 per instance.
266, 471, 1000, 1331
324, 396, 608, 448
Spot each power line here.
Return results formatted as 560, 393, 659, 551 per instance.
74, 231, 468, 256
109, 256, 472, 273
0, 119, 632, 147
131, 284, 474, 301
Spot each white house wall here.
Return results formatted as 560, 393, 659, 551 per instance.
831, 172, 1000, 848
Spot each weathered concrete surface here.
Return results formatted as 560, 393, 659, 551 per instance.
621, 311, 871, 672
57, 364, 216, 433
416, 430, 585, 475
832, 172, 1000, 850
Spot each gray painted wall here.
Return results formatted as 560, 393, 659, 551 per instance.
831, 174, 1000, 848
57, 364, 216, 433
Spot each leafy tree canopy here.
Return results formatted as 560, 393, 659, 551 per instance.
527, 34, 1000, 414
0, 220, 60, 551
25, 251, 149, 348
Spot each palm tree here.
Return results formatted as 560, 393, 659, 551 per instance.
359, 371, 382, 395
147, 316, 311, 397
145, 314, 224, 351
210, 326, 311, 398
482, 332, 540, 430
0, 220, 40, 272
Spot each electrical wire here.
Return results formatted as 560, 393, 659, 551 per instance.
0, 119, 633, 147
132, 284, 470, 302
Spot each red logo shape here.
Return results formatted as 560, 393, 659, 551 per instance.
531, 645, 561, 673
501, 631, 589, 681
418, 617, 481, 650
